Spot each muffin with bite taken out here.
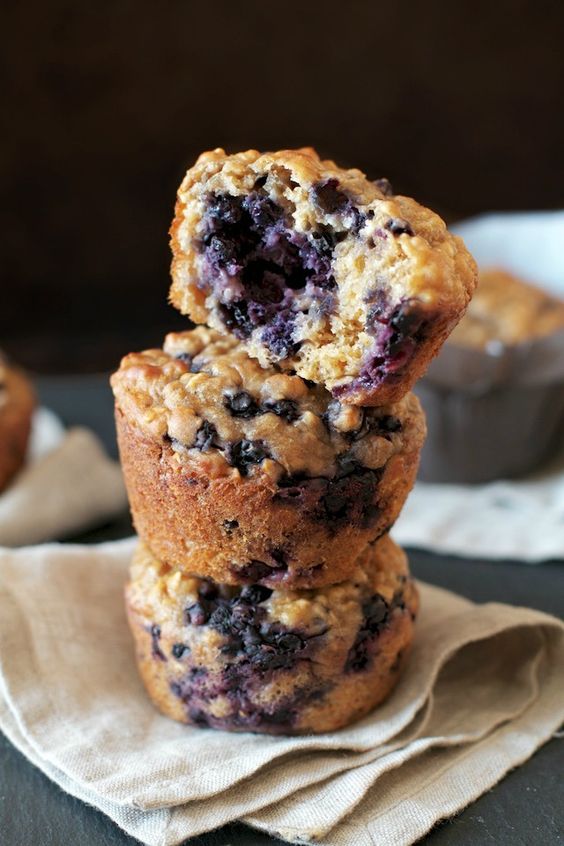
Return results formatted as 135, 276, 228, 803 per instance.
169, 148, 477, 406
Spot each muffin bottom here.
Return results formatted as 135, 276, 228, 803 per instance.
126, 537, 418, 734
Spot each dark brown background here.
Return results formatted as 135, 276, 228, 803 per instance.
2, 0, 563, 373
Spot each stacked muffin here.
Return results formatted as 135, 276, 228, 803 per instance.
112, 148, 477, 734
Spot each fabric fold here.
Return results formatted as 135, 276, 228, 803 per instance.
0, 415, 128, 545
0, 539, 562, 846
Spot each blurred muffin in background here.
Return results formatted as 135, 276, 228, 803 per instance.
416, 269, 564, 483
0, 357, 35, 492
450, 269, 564, 351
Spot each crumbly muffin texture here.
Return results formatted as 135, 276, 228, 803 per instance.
0, 360, 35, 492
126, 536, 418, 734
449, 268, 564, 350
111, 328, 425, 587
170, 148, 477, 405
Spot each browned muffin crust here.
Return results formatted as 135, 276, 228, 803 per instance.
111, 329, 426, 587
126, 535, 418, 734
170, 147, 477, 405
0, 361, 35, 492
450, 268, 564, 350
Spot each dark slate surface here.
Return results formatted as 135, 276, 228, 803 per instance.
1, 375, 562, 846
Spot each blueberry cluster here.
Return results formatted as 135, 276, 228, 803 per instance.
193, 173, 431, 399
345, 591, 406, 672
185, 582, 310, 671
198, 185, 366, 360
162, 578, 330, 731
275, 464, 384, 531
224, 390, 299, 422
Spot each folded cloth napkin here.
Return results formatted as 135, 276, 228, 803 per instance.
0, 408, 128, 545
0, 540, 562, 846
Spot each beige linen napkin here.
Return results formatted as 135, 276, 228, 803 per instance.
394, 459, 564, 563
0, 409, 128, 545
0, 539, 562, 846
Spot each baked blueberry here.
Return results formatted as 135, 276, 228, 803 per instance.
226, 439, 269, 475
224, 391, 260, 418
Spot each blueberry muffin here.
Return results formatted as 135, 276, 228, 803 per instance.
417, 268, 564, 482
449, 268, 564, 350
0, 359, 35, 492
169, 147, 477, 406
126, 535, 418, 734
111, 328, 426, 588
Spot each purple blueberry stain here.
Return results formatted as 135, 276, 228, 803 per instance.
390, 300, 426, 336
312, 180, 367, 235
345, 595, 390, 672
334, 296, 430, 399
345, 590, 408, 673
349, 207, 368, 236
186, 706, 211, 728
224, 392, 300, 423
232, 547, 290, 587
180, 585, 318, 674
150, 624, 166, 662
244, 192, 284, 228
167, 579, 345, 732
197, 185, 364, 360
218, 301, 255, 339
260, 310, 300, 360
174, 679, 305, 732
275, 465, 384, 531
168, 618, 334, 732
206, 193, 244, 228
